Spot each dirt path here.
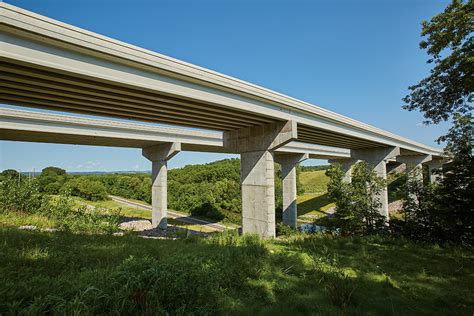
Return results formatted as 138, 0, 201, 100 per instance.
109, 195, 236, 233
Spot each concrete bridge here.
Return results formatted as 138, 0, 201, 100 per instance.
0, 3, 443, 237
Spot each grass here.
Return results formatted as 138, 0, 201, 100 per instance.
297, 170, 334, 223
300, 170, 330, 194
72, 196, 219, 233
0, 211, 57, 229
0, 227, 472, 315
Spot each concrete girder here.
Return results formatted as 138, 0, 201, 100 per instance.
0, 107, 353, 159
142, 143, 181, 228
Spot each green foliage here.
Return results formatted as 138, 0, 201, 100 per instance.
0, 169, 21, 181
0, 177, 43, 214
0, 177, 119, 234
300, 165, 330, 172
64, 177, 109, 201
1, 230, 472, 315
403, 0, 472, 127
402, 0, 473, 245
326, 162, 386, 235
168, 159, 242, 222
37, 166, 68, 194
393, 165, 473, 245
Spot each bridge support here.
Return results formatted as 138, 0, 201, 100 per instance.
426, 159, 444, 184
397, 154, 432, 202
275, 153, 308, 229
352, 147, 400, 220
397, 154, 432, 185
328, 158, 358, 183
224, 121, 297, 237
142, 143, 181, 228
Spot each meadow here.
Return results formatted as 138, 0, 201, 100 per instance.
1, 228, 472, 315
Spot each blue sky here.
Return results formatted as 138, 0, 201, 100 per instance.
1, 0, 450, 172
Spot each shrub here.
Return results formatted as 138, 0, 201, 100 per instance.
326, 162, 386, 235
46, 195, 121, 234
65, 177, 109, 201
0, 177, 44, 214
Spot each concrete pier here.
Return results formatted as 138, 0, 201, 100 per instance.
224, 121, 297, 237
352, 147, 400, 220
328, 158, 358, 183
142, 143, 181, 228
426, 159, 444, 184
275, 153, 308, 229
397, 154, 432, 185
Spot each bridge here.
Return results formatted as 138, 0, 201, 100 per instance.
0, 3, 443, 237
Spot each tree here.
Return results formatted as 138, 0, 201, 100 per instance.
402, 0, 473, 244
38, 166, 68, 194
327, 162, 386, 236
0, 169, 20, 181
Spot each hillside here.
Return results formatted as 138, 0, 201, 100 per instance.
297, 170, 334, 222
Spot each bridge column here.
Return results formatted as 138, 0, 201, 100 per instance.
142, 143, 181, 228
397, 155, 432, 203
275, 153, 308, 229
351, 147, 400, 220
224, 121, 297, 238
397, 154, 432, 186
328, 158, 358, 183
426, 159, 444, 184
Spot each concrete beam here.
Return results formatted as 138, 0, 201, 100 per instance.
275, 153, 308, 229
142, 143, 181, 228
225, 121, 297, 238
351, 147, 400, 220
1, 108, 353, 159
224, 121, 297, 153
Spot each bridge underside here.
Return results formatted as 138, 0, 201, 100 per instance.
0, 60, 381, 149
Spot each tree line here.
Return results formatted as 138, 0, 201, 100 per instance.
1, 158, 304, 223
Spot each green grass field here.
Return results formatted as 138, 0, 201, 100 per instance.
300, 170, 330, 194
1, 227, 472, 314
297, 170, 334, 220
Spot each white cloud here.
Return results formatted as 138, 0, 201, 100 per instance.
76, 161, 102, 170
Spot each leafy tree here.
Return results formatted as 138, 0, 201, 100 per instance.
0, 169, 20, 181
327, 162, 386, 235
65, 177, 109, 201
37, 166, 68, 194
402, 0, 473, 244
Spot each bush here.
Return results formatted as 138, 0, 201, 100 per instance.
0, 178, 44, 214
65, 177, 109, 201
41, 194, 120, 234
326, 162, 387, 235
1, 176, 119, 234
